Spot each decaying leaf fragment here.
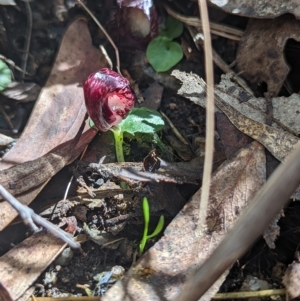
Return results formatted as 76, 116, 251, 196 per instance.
208, 0, 300, 20
217, 73, 300, 136
236, 16, 300, 96
214, 93, 300, 162
0, 231, 70, 301
0, 132, 85, 197
175, 71, 300, 137
102, 142, 266, 301
172, 70, 300, 162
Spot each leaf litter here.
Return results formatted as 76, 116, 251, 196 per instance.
2, 1, 300, 300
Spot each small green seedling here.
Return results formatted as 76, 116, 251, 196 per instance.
0, 60, 12, 91
146, 16, 184, 72
111, 107, 165, 162
139, 197, 165, 254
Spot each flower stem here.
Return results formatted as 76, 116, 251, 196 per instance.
112, 127, 125, 162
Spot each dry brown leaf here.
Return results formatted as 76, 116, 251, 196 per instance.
216, 112, 252, 158
0, 231, 69, 301
236, 16, 300, 96
214, 87, 300, 162
217, 73, 300, 136
208, 0, 300, 19
0, 18, 108, 230
102, 142, 266, 301
263, 212, 281, 249
172, 70, 300, 162
0, 133, 85, 197
174, 71, 300, 137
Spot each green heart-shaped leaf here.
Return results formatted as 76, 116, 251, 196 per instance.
146, 36, 183, 72
160, 16, 183, 39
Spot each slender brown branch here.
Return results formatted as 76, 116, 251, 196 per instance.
0, 185, 80, 249
196, 0, 214, 235
21, 0, 32, 81
164, 4, 243, 40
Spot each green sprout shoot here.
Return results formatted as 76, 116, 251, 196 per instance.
139, 197, 165, 255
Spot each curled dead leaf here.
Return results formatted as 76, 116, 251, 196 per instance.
236, 16, 300, 96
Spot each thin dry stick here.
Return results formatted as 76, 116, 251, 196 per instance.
164, 4, 243, 40
0, 185, 81, 249
213, 289, 286, 299
0, 54, 29, 74
160, 110, 189, 145
27, 297, 100, 301
20, 0, 32, 81
196, 0, 214, 235
173, 142, 300, 301
0, 105, 14, 131
77, 0, 121, 74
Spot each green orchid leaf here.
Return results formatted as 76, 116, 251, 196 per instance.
147, 215, 165, 239
139, 197, 150, 254
160, 16, 183, 39
139, 197, 165, 254
119, 107, 165, 135
0, 60, 11, 91
142, 196, 150, 225
146, 36, 183, 72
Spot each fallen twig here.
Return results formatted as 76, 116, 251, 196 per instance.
164, 4, 243, 40
196, 0, 214, 236
21, 0, 32, 80
0, 185, 80, 249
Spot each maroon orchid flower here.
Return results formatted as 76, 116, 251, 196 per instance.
83, 68, 135, 132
